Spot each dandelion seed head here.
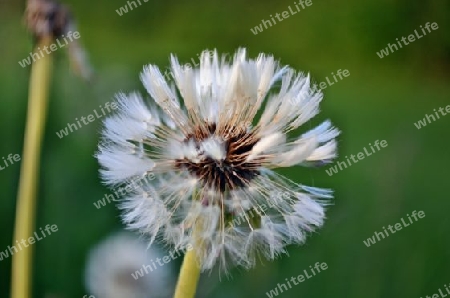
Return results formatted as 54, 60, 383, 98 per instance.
97, 48, 340, 272
84, 232, 172, 298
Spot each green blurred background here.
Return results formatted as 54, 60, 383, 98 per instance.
1, 0, 449, 297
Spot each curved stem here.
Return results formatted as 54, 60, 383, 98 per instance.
11, 36, 53, 298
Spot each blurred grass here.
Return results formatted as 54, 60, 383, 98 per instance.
0, 0, 449, 297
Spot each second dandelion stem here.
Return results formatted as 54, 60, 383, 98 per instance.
11, 36, 53, 298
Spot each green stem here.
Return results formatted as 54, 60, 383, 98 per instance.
173, 247, 201, 298
11, 36, 53, 298
174, 188, 202, 298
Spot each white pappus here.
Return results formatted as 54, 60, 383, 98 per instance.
97, 48, 340, 273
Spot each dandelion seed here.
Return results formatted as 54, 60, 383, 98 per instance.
97, 48, 340, 272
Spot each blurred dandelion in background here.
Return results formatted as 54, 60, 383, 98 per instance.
84, 232, 173, 298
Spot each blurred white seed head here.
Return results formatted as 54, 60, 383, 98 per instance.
84, 232, 172, 298
97, 49, 340, 273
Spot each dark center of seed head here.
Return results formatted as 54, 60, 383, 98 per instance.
175, 123, 261, 192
